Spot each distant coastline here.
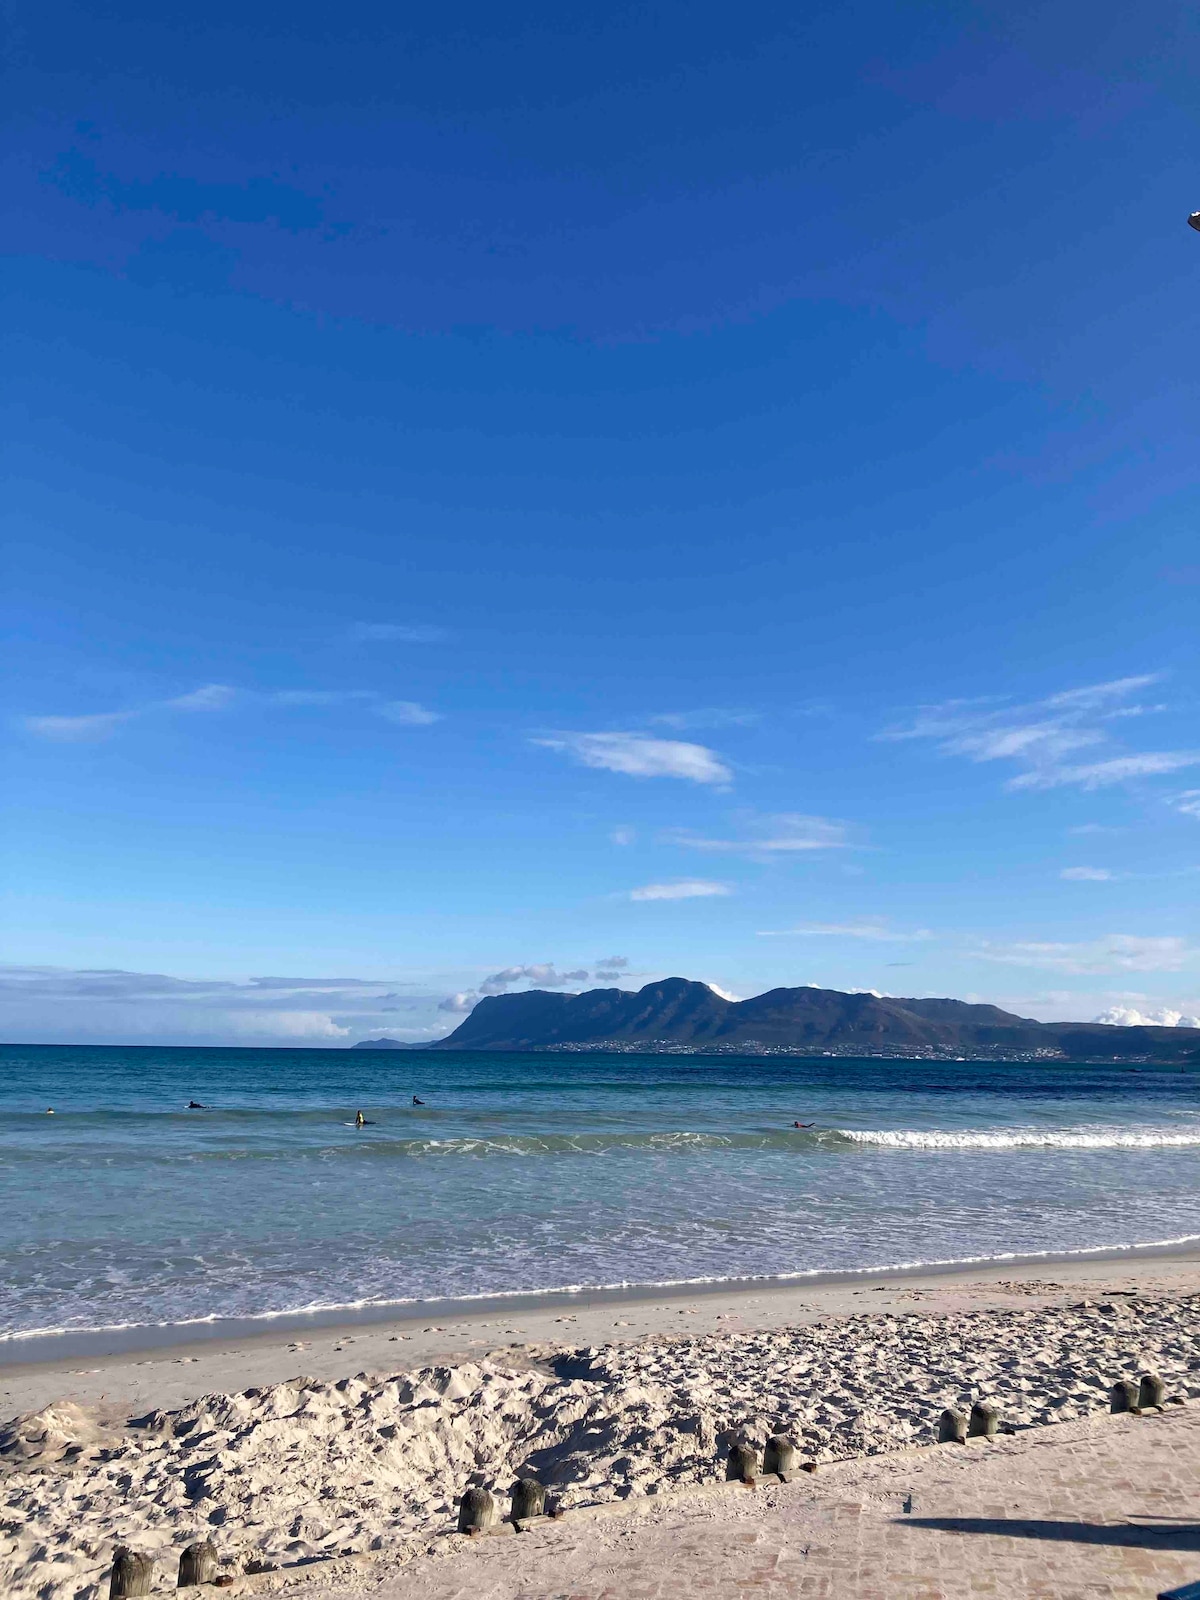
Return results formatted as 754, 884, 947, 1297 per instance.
356, 976, 1200, 1063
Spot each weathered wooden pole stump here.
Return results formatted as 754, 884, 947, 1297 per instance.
1139, 1372, 1166, 1410
938, 1408, 968, 1443
967, 1400, 1000, 1439
763, 1434, 797, 1477
457, 1486, 497, 1535
110, 1548, 155, 1599
1110, 1378, 1140, 1413
510, 1477, 547, 1522
178, 1541, 218, 1588
725, 1442, 758, 1484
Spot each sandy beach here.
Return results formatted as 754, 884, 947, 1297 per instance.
4, 1247, 1199, 1599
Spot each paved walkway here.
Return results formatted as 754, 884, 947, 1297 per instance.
315, 1407, 1200, 1600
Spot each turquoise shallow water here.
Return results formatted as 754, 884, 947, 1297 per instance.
2, 1044, 1199, 1340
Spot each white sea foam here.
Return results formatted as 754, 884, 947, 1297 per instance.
837, 1126, 1200, 1150
6, 1232, 1200, 1347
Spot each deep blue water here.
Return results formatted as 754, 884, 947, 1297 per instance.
2, 1044, 1198, 1339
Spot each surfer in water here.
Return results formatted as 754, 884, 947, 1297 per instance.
187, 1100, 206, 1109
793, 1121, 816, 1129
412, 1095, 425, 1106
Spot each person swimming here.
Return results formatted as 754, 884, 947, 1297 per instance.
793, 1121, 815, 1129
412, 1095, 425, 1106
187, 1100, 206, 1109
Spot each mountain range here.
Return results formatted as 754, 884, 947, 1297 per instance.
353, 978, 1200, 1061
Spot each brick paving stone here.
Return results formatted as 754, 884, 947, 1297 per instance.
308, 1407, 1200, 1600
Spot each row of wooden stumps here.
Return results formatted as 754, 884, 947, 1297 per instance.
1111, 1372, 1170, 1414
458, 1435, 806, 1535
937, 1371, 1174, 1448
110, 1376, 1181, 1589
938, 1399, 1002, 1443
110, 1542, 224, 1597
458, 1475, 559, 1534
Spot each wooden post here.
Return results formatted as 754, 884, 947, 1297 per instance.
457, 1486, 497, 1535
938, 1408, 968, 1443
763, 1435, 797, 1477
1138, 1373, 1166, 1410
178, 1542, 218, 1588
967, 1401, 1000, 1439
725, 1442, 758, 1484
510, 1477, 547, 1522
1110, 1378, 1139, 1413
110, 1549, 155, 1599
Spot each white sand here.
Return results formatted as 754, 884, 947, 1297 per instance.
4, 1264, 1199, 1600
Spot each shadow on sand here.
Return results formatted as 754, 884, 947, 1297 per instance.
903, 1517, 1200, 1551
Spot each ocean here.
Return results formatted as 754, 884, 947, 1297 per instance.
2, 1043, 1199, 1345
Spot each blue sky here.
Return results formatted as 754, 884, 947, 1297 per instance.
3, 0, 1199, 1043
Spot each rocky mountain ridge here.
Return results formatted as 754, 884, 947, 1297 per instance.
355, 978, 1200, 1060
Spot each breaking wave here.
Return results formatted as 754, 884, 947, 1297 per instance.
839, 1126, 1200, 1151
12, 1124, 1194, 1163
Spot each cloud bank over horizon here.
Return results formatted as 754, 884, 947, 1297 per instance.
4, 956, 1200, 1046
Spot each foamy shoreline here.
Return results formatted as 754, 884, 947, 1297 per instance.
5, 1233, 1200, 1378
4, 1251, 1200, 1600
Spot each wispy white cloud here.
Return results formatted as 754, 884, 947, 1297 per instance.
1170, 790, 1200, 820
610, 825, 637, 846
271, 689, 374, 706
664, 812, 851, 856
348, 623, 446, 643
1060, 866, 1114, 881
166, 684, 239, 712
971, 934, 1195, 975
478, 963, 589, 994
628, 879, 732, 901
1041, 676, 1162, 710
649, 708, 759, 730
23, 682, 236, 742
757, 921, 933, 940
24, 709, 141, 742
377, 699, 441, 725
534, 732, 732, 785
23, 684, 441, 741
880, 674, 1185, 792
1012, 751, 1200, 790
